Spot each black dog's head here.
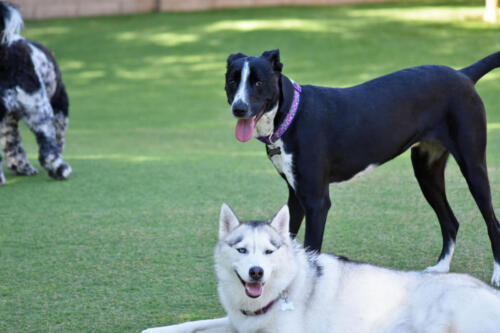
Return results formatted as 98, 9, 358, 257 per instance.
225, 49, 283, 142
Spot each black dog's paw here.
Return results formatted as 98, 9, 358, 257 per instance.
48, 162, 72, 180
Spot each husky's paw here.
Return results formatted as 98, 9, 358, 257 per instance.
48, 162, 72, 180
10, 162, 38, 176
491, 262, 500, 287
0, 173, 6, 185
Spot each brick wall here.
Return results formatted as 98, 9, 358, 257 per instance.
10, 0, 157, 19
9, 0, 386, 19
160, 0, 387, 12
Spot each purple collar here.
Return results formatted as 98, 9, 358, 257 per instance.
257, 81, 302, 145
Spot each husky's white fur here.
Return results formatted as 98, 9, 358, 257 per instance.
143, 205, 500, 333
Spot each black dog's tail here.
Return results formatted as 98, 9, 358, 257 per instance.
460, 51, 500, 84
0, 1, 23, 46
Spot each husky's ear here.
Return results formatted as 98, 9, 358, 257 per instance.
219, 203, 240, 239
227, 52, 247, 66
270, 205, 290, 238
261, 49, 283, 72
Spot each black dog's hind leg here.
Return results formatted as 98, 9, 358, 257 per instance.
455, 150, 500, 286
450, 98, 500, 286
411, 143, 459, 273
0, 113, 38, 176
287, 185, 305, 238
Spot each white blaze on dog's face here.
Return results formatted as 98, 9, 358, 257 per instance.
218, 204, 290, 299
225, 50, 282, 143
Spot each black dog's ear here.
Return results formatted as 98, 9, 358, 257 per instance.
227, 52, 247, 66
261, 49, 283, 72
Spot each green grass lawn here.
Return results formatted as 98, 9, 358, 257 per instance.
1, 0, 500, 331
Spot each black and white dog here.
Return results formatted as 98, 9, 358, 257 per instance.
225, 49, 500, 286
0, 2, 71, 184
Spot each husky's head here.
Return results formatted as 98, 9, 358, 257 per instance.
225, 49, 282, 142
215, 203, 296, 303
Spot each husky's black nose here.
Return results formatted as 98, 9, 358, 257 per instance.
249, 266, 264, 281
232, 100, 248, 117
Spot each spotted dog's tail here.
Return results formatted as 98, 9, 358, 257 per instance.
0, 1, 23, 46
460, 51, 500, 84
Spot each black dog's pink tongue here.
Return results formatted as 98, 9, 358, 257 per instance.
235, 117, 257, 142
245, 282, 263, 297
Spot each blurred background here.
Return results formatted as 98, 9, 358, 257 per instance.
1, 0, 499, 332
8, 0, 499, 22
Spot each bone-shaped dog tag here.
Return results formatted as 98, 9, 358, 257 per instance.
280, 300, 295, 312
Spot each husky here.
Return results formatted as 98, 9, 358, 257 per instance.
224, 50, 500, 286
0, 1, 71, 184
142, 204, 500, 333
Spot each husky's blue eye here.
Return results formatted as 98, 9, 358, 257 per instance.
237, 248, 247, 254
265, 249, 274, 255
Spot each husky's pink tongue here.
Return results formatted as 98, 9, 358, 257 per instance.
235, 116, 257, 142
245, 282, 263, 297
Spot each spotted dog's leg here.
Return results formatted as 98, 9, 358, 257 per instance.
53, 112, 68, 152
0, 158, 5, 185
51, 84, 69, 152
20, 90, 71, 180
0, 113, 38, 176
0, 112, 5, 185
0, 141, 5, 185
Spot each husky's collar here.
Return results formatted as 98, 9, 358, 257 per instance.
240, 298, 277, 316
257, 81, 302, 145
240, 291, 294, 316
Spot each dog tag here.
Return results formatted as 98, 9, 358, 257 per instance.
279, 292, 294, 312
280, 299, 295, 312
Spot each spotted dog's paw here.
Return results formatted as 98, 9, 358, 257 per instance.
9, 162, 38, 176
48, 162, 72, 180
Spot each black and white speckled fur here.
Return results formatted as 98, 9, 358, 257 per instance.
0, 2, 70, 184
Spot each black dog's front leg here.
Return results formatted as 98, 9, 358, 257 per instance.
295, 181, 331, 252
303, 195, 331, 252
287, 184, 304, 237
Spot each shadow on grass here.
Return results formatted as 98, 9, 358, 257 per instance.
19, 1, 500, 137
26, 2, 500, 85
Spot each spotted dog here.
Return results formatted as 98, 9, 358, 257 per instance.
0, 2, 71, 184
142, 204, 500, 333
225, 49, 500, 286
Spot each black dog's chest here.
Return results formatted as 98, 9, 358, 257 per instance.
266, 140, 296, 190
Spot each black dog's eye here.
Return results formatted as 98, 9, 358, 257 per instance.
237, 248, 247, 254
264, 249, 274, 255
229, 80, 236, 86
255, 81, 263, 87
